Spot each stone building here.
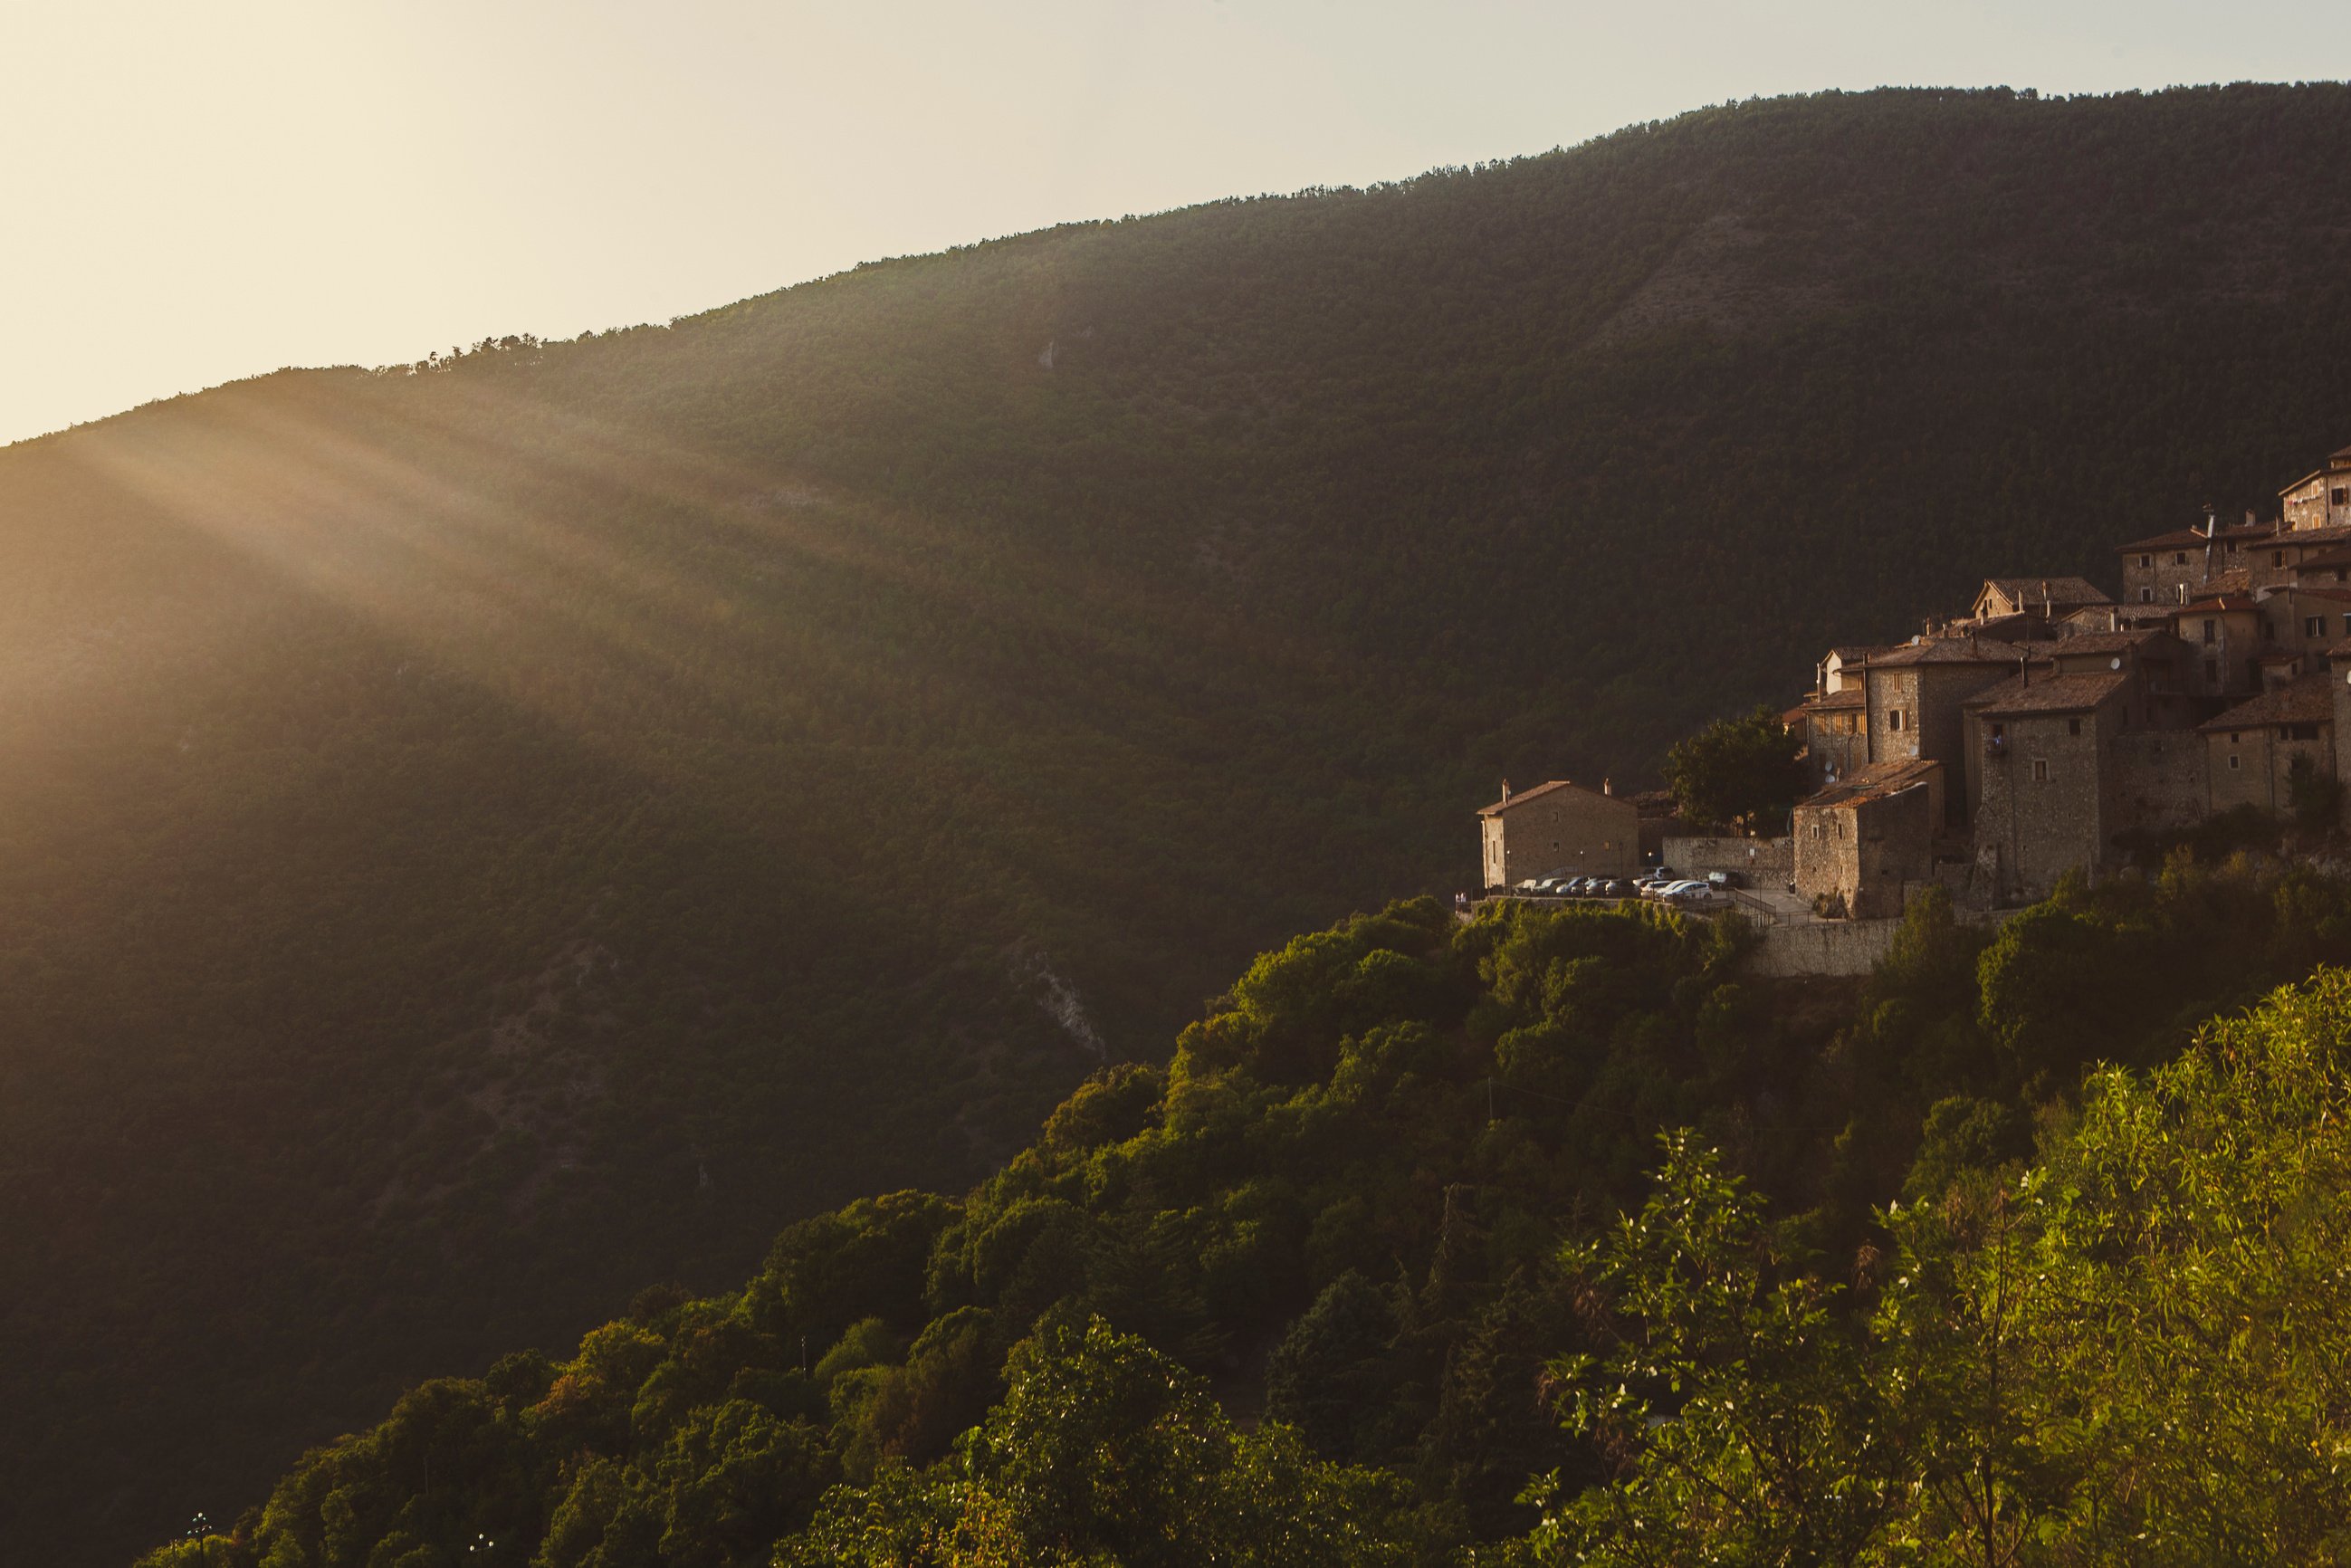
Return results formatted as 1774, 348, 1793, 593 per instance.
2117, 515, 2271, 607
1792, 758, 1941, 919
1965, 669, 2134, 900
2166, 594, 2265, 700
1787, 686, 1868, 789
2281, 444, 2351, 532
1477, 779, 1639, 888
1970, 577, 2113, 623
1859, 636, 2029, 824
2202, 674, 2335, 817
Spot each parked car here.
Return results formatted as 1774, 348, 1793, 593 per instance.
1598, 878, 1632, 898
1563, 875, 1594, 895
1706, 870, 1746, 889
1635, 867, 1677, 890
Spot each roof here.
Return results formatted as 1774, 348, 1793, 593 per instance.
1965, 669, 2129, 718
1800, 687, 1867, 711
2280, 452, 2351, 494
1826, 645, 1897, 664
2294, 549, 2351, 572
1479, 779, 1633, 817
1866, 636, 2031, 667
2277, 524, 2351, 547
1979, 577, 2113, 606
1798, 758, 1940, 811
2050, 628, 2163, 655
2290, 586, 2351, 606
2201, 673, 2336, 732
2174, 594, 2260, 615
2117, 524, 2275, 551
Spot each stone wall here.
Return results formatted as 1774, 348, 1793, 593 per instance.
2107, 731, 2209, 835
1661, 836, 1793, 880
1744, 918, 1904, 978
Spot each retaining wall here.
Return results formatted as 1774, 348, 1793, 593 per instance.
1662, 835, 1794, 880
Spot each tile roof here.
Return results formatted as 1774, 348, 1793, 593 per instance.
1800, 687, 1867, 711
1866, 636, 2031, 667
2278, 524, 2351, 547
2293, 548, 2351, 572
2049, 628, 2164, 655
2173, 594, 2260, 615
1964, 669, 2129, 717
1479, 779, 1632, 817
1981, 576, 2114, 606
2200, 673, 2335, 732
2117, 522, 2276, 551
1799, 758, 1940, 810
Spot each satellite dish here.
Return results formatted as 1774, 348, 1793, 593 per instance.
2111, 656, 2123, 670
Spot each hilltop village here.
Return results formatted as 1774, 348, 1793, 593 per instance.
1481, 440, 2351, 925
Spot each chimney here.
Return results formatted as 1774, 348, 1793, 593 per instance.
1816, 659, 1827, 699
2205, 504, 2219, 540
1602, 778, 1613, 796
1500, 779, 1510, 806
2020, 655, 2031, 688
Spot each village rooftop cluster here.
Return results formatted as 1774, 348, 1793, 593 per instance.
1480, 440, 2351, 921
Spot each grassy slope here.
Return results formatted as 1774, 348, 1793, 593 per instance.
8, 81, 2351, 1562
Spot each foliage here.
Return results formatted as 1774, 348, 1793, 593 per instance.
147, 868, 2351, 1568
1665, 704, 1808, 834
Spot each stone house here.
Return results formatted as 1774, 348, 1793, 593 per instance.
2117, 517, 2271, 607
1792, 758, 1941, 919
2281, 444, 2351, 532
2202, 674, 2335, 817
1477, 779, 1639, 888
2265, 586, 2351, 655
1787, 686, 1868, 789
2167, 594, 2266, 701
1970, 577, 2113, 623
1965, 669, 2134, 900
1859, 636, 2030, 824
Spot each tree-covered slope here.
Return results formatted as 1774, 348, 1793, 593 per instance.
14, 81, 2351, 1562
142, 864, 2351, 1565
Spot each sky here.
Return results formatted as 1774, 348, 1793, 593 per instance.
1, 0, 2344, 447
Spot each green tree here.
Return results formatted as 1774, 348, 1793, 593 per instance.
1664, 705, 1807, 834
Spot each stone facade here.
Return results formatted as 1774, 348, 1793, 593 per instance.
1477, 779, 1639, 888
1862, 640, 2022, 824
1662, 836, 1795, 882
1792, 759, 1940, 919
1789, 687, 1868, 789
1968, 671, 2129, 900
2281, 445, 2351, 532
2203, 674, 2334, 817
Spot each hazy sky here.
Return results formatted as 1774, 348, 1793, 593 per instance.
3, 1, 2344, 446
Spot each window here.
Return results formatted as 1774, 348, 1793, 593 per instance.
2067, 717, 2082, 736
2309, 617, 2327, 638
2203, 618, 2217, 645
2228, 540, 2241, 554
2204, 657, 2220, 684
2276, 550, 2289, 567
2174, 552, 2189, 566
2031, 759, 2050, 781
1888, 708, 1905, 732
2138, 553, 2154, 567
2139, 587, 2155, 603
2340, 612, 2350, 636
2335, 486, 2348, 506
2337, 569, 2347, 583
2289, 722, 2321, 741
2229, 754, 2241, 770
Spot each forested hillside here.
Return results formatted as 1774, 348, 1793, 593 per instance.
146, 865, 2351, 1564
12, 81, 2351, 1563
